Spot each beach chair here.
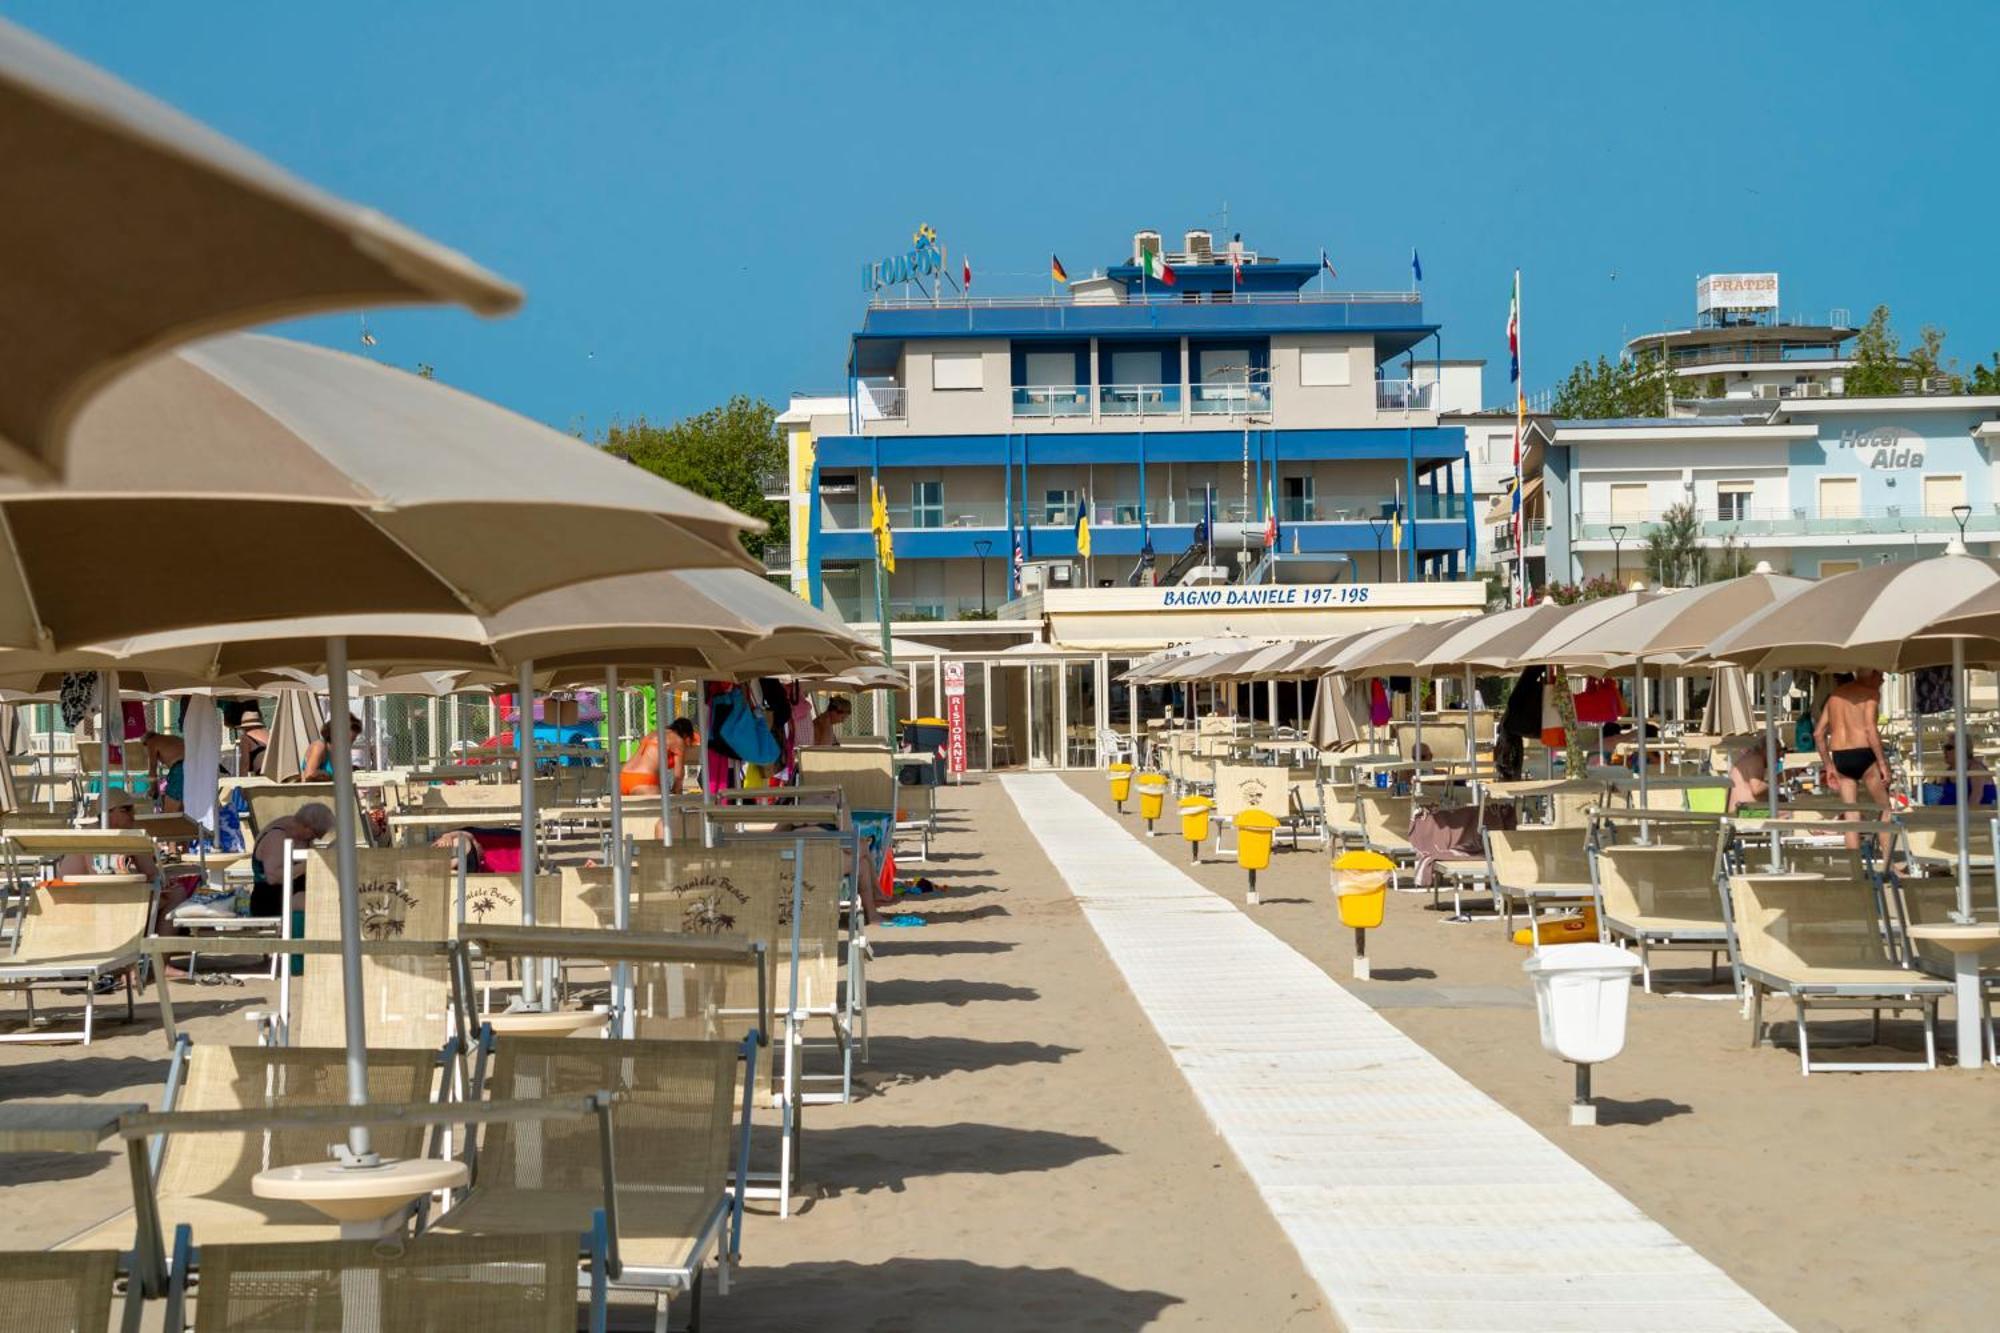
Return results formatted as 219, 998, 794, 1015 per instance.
0, 862, 154, 1044
1285, 769, 1327, 850
435, 1033, 750, 1329
63, 1042, 443, 1274
1897, 876, 1998, 1064
1484, 826, 1595, 934
171, 1230, 607, 1333
1592, 832, 1730, 991
1209, 762, 1287, 859
1321, 781, 1366, 851
1726, 872, 1949, 1073
1356, 791, 1416, 886
0, 1250, 136, 1332
241, 782, 371, 849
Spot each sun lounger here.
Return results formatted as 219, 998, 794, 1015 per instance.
0, 865, 153, 1044
1726, 871, 1950, 1073
1897, 876, 1998, 1062
1591, 829, 1730, 991
1209, 762, 1288, 859
241, 783, 369, 847
64, 1042, 445, 1282
435, 1035, 749, 1328
1483, 825, 1595, 934
0, 1250, 133, 1332
171, 1229, 607, 1333
1355, 791, 1416, 885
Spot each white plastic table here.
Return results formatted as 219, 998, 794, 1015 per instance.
1906, 921, 2000, 1069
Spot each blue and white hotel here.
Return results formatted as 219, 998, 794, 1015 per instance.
771, 228, 1486, 769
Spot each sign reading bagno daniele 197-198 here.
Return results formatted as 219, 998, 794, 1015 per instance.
1835, 426, 1926, 470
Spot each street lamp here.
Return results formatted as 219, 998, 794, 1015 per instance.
973, 538, 992, 615
1608, 523, 1628, 589
1952, 503, 1973, 552
1366, 514, 1387, 582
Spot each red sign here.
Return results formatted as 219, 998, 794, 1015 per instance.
944, 661, 967, 777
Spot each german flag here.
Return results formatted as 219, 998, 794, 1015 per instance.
1050, 254, 1069, 284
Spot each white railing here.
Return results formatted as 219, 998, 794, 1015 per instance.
867, 290, 1422, 310
1099, 384, 1183, 416
1011, 384, 1091, 418
1375, 378, 1435, 411
856, 380, 905, 421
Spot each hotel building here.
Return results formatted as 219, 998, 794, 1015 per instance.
769, 227, 1486, 767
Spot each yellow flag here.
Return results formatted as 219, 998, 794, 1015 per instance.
869, 478, 895, 573
1390, 509, 1404, 551
1075, 505, 1091, 560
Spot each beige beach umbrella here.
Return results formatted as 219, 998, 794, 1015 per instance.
0, 335, 759, 652
1309, 673, 1369, 749
1331, 617, 1478, 768
259, 685, 328, 781
1701, 666, 1754, 735
0, 18, 520, 480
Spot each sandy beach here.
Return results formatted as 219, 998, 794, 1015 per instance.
2, 778, 1336, 1331
1060, 771, 2000, 1333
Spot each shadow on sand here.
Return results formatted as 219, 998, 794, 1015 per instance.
1594, 1096, 1695, 1127
861, 1036, 1078, 1090
0, 1054, 170, 1099
0, 1150, 116, 1186
869, 938, 1015, 958
717, 1258, 1181, 1329
804, 1122, 1120, 1196
867, 979, 1039, 1008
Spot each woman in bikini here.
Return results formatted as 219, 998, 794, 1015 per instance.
1814, 669, 1897, 864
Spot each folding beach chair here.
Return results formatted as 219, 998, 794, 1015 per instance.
1483, 825, 1595, 935
0, 1251, 134, 1333
1209, 762, 1286, 859
1591, 826, 1730, 992
435, 1033, 749, 1330
0, 857, 154, 1044
1726, 871, 1949, 1073
172, 1230, 607, 1333
1356, 791, 1417, 886
241, 783, 370, 847
63, 1043, 444, 1276
1897, 876, 1998, 1066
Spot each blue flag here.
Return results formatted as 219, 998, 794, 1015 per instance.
1411, 248, 1423, 283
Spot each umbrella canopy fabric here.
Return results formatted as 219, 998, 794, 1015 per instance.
0, 335, 760, 650
260, 687, 327, 780
1533, 573, 1812, 668
809, 664, 908, 692
1701, 666, 1754, 735
1503, 591, 1667, 670
1416, 603, 1580, 673
0, 18, 521, 479
1309, 673, 1368, 748
1317, 625, 1414, 675
1702, 557, 2000, 673
1334, 617, 1477, 678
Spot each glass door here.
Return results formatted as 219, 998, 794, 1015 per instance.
1028, 661, 1062, 769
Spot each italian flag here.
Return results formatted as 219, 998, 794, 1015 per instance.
1138, 249, 1176, 286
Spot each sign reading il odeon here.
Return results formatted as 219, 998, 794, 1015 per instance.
1696, 272, 1779, 313
863, 224, 944, 292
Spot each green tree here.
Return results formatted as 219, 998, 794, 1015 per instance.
1844, 305, 1905, 396
601, 396, 785, 558
1550, 351, 1674, 418
1643, 500, 1704, 587
1969, 354, 2000, 395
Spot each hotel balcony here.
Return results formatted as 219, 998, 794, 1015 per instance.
823, 492, 1466, 533
1573, 505, 2000, 542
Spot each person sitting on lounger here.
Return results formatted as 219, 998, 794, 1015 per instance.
813, 696, 851, 747
56, 792, 157, 882
297, 715, 364, 781
252, 802, 334, 916
1726, 739, 1773, 814
137, 730, 186, 812
619, 719, 697, 795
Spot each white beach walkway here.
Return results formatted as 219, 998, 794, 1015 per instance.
1003, 774, 1790, 1333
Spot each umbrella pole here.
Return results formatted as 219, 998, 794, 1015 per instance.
1463, 666, 1477, 779
324, 637, 373, 1163
697, 678, 713, 849
653, 669, 672, 847
605, 667, 632, 1034
1763, 671, 1781, 872
515, 661, 540, 1009
98, 672, 114, 828
1952, 638, 1974, 923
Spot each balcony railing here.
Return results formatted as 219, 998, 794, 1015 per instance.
1100, 383, 1182, 417
868, 290, 1423, 310
1493, 520, 1549, 553
1190, 382, 1272, 416
1575, 505, 2000, 541
1375, 378, 1436, 411
828, 491, 1466, 531
1011, 384, 1092, 418
856, 379, 906, 420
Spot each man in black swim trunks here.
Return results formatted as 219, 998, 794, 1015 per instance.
1814, 669, 1894, 860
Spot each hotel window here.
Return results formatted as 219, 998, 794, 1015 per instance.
1715, 482, 1753, 523
1043, 489, 1078, 524
1281, 475, 1317, 523
1818, 476, 1861, 519
1299, 347, 1351, 387
910, 480, 943, 529
1819, 559, 1861, 577
1923, 474, 1966, 518
1609, 483, 1649, 522
931, 350, 983, 391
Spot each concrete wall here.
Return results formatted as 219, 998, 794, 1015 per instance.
1268, 334, 1380, 428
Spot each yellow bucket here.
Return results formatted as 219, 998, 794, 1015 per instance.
1235, 809, 1280, 872
1512, 905, 1600, 947
1179, 795, 1214, 860
1332, 849, 1392, 929
1107, 762, 1134, 808
1136, 774, 1169, 825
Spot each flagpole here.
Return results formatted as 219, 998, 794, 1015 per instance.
1515, 268, 1527, 605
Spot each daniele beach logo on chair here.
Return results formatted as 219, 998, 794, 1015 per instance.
465, 881, 515, 921
359, 879, 420, 939
673, 873, 747, 934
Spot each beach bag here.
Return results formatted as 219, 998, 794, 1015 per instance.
1573, 678, 1622, 726
712, 688, 780, 766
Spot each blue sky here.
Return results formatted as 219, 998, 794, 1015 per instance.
14, 0, 1999, 432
